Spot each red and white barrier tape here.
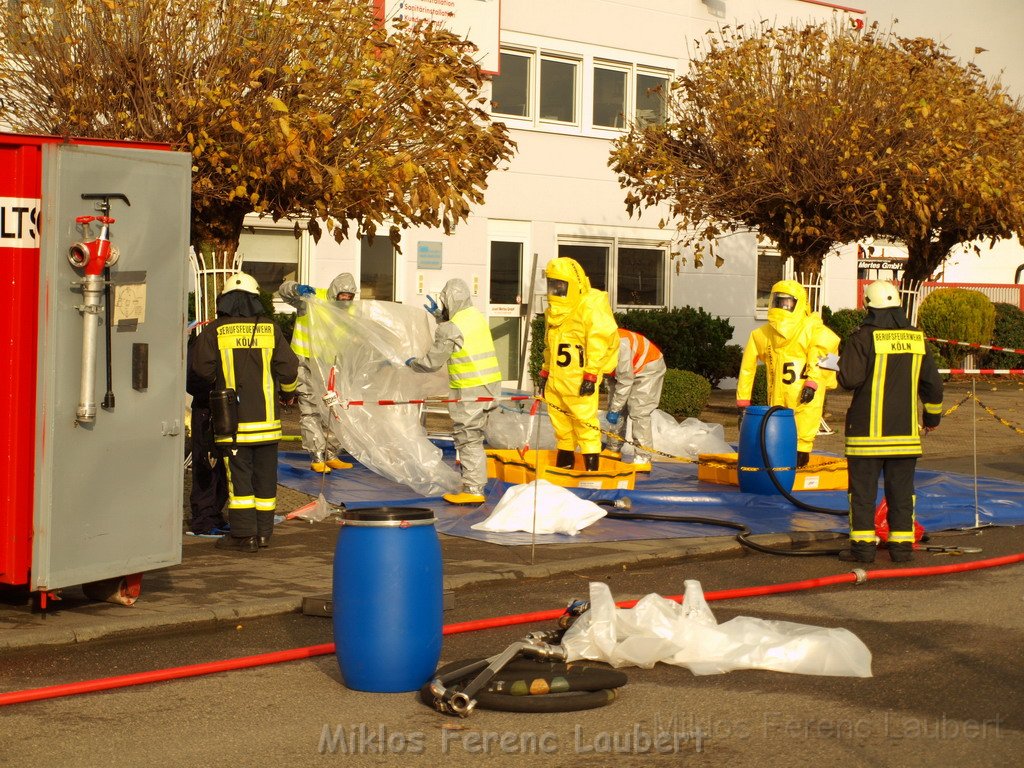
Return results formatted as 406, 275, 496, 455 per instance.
324, 392, 534, 409
927, 337, 1024, 356
938, 369, 1024, 375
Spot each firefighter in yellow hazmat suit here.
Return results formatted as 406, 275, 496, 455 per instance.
735, 279, 840, 466
538, 257, 619, 471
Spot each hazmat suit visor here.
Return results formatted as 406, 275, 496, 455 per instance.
547, 278, 569, 298
770, 292, 798, 312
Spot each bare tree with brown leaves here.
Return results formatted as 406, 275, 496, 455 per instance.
611, 20, 1024, 281
0, 0, 515, 266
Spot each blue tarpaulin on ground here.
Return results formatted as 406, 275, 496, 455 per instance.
277, 448, 1024, 545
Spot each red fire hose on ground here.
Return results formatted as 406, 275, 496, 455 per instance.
1, 553, 1022, 708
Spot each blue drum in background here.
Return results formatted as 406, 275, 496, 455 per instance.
738, 406, 798, 495
333, 507, 442, 692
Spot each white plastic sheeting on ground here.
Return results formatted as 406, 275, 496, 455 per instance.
305, 298, 460, 497
562, 581, 872, 677
471, 480, 607, 535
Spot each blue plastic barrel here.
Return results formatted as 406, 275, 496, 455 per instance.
333, 507, 442, 692
738, 406, 798, 495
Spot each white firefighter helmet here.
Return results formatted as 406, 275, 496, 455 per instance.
864, 281, 900, 309
221, 272, 260, 296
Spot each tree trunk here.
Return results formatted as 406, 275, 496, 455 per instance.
903, 232, 960, 283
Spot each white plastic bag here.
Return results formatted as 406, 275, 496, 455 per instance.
470, 479, 606, 535
561, 581, 872, 677
651, 411, 733, 459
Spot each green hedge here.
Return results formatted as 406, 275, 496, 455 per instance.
918, 289, 995, 368
615, 307, 735, 387
981, 302, 1024, 370
528, 308, 738, 389
822, 306, 867, 353
659, 369, 712, 418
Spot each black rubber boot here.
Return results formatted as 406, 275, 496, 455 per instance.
797, 451, 810, 468
256, 511, 274, 548
215, 535, 258, 553
838, 542, 876, 563
555, 450, 576, 469
887, 542, 914, 563
583, 453, 600, 472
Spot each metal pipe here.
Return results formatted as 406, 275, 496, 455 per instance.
76, 273, 104, 423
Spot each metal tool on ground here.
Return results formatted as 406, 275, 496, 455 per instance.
426, 629, 568, 716
425, 602, 627, 716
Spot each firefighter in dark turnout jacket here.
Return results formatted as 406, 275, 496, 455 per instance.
837, 281, 943, 563
191, 273, 299, 552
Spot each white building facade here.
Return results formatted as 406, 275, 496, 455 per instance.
237, 0, 1024, 385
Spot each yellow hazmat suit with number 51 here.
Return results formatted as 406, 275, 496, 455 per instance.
736, 280, 840, 457
539, 258, 619, 468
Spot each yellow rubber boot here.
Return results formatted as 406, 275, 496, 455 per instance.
310, 461, 331, 474
443, 491, 486, 505
326, 457, 353, 470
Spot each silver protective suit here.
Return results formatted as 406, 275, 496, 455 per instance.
278, 273, 358, 462
407, 279, 500, 495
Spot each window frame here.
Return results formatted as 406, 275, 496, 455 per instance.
489, 37, 673, 138
592, 60, 630, 131
556, 236, 671, 311
490, 49, 533, 120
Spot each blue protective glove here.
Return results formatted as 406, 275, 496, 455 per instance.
296, 284, 315, 297
424, 295, 438, 314
606, 411, 621, 425
405, 357, 416, 367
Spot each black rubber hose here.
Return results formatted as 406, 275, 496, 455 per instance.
759, 405, 847, 516
604, 510, 842, 557
421, 658, 625, 714
101, 265, 115, 410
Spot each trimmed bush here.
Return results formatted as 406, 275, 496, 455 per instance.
528, 314, 546, 387
615, 307, 735, 386
823, 306, 867, 352
659, 369, 712, 418
751, 364, 769, 406
981, 302, 1024, 370
918, 289, 995, 368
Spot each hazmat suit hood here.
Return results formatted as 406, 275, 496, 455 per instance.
863, 306, 913, 330
544, 257, 591, 327
767, 279, 808, 341
436, 278, 473, 321
328, 272, 358, 307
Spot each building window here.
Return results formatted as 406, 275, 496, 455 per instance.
491, 51, 531, 118
558, 243, 609, 291
237, 226, 300, 296
593, 64, 627, 129
539, 56, 578, 124
616, 245, 665, 307
756, 247, 789, 311
635, 72, 668, 126
360, 236, 395, 301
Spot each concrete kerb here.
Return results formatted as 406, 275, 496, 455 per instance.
0, 534, 805, 651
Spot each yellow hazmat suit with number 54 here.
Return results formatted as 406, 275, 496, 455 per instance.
539, 258, 619, 469
736, 280, 840, 458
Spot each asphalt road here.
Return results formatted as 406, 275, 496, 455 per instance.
2, 526, 1022, 767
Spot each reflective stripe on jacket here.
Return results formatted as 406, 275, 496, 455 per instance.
618, 328, 662, 374
191, 317, 299, 445
448, 307, 503, 389
289, 287, 328, 358
839, 327, 943, 458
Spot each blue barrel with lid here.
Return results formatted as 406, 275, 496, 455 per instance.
332, 507, 442, 692
737, 406, 798, 495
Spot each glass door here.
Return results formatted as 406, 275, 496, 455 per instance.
488, 240, 524, 386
